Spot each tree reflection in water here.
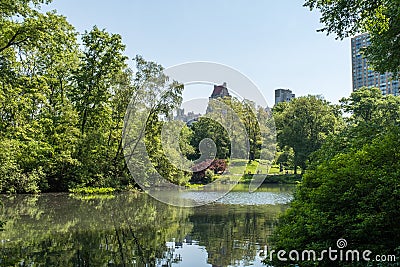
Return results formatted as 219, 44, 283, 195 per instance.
0, 186, 292, 266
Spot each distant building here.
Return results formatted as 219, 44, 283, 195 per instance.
275, 89, 295, 105
265, 106, 272, 115
351, 33, 399, 95
210, 82, 230, 99
175, 108, 185, 119
174, 108, 201, 123
207, 82, 231, 114
175, 83, 231, 124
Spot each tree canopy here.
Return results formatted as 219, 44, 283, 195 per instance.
273, 95, 343, 174
268, 88, 400, 266
304, 0, 400, 75
0, 0, 185, 192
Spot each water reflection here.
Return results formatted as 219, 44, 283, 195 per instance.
0, 185, 293, 267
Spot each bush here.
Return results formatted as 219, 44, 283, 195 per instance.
203, 169, 215, 184
0, 139, 42, 194
190, 159, 227, 184
268, 128, 400, 266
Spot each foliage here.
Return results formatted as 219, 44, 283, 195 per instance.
273, 95, 343, 174
203, 169, 215, 184
311, 87, 400, 167
0, 139, 45, 194
304, 0, 400, 75
208, 159, 228, 174
268, 88, 400, 266
0, 0, 184, 192
141, 68, 191, 186
67, 26, 129, 189
190, 97, 274, 163
276, 147, 295, 169
0, 198, 5, 231
190, 159, 227, 184
69, 187, 115, 195
189, 117, 231, 160
0, 0, 82, 192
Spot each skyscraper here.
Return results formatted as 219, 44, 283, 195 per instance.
275, 89, 295, 105
351, 33, 399, 95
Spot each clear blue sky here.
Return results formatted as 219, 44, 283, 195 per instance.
45, 0, 352, 108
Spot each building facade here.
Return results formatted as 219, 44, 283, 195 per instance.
207, 82, 231, 114
275, 89, 295, 105
210, 82, 231, 99
351, 33, 399, 95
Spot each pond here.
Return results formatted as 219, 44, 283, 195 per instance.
0, 184, 294, 267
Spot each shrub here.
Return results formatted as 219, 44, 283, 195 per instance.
190, 159, 227, 184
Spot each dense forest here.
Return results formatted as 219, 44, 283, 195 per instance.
0, 0, 278, 193
0, 0, 141, 192
0, 0, 193, 193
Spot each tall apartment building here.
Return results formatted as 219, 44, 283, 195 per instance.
275, 89, 295, 105
351, 33, 399, 95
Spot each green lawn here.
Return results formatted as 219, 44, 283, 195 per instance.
187, 160, 301, 186
228, 159, 270, 175
228, 160, 296, 175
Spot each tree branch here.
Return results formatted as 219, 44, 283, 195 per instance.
0, 28, 26, 53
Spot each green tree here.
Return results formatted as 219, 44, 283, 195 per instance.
0, 0, 54, 53
69, 26, 128, 187
144, 81, 191, 186
108, 69, 138, 183
71, 26, 127, 136
195, 96, 268, 163
268, 87, 400, 266
0, 1, 81, 192
311, 87, 400, 167
273, 95, 343, 174
304, 0, 400, 75
122, 56, 190, 187
276, 147, 295, 169
0, 0, 191, 192
189, 117, 231, 160
232, 99, 263, 162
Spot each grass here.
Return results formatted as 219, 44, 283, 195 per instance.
229, 160, 297, 175
269, 165, 280, 174
69, 187, 115, 195
229, 159, 270, 175
211, 160, 302, 185
184, 184, 205, 189
240, 174, 302, 184
69, 194, 116, 201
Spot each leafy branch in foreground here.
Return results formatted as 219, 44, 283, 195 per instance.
304, 0, 400, 76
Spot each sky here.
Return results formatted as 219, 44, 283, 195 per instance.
44, 0, 353, 111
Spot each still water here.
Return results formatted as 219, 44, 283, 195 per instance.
0, 184, 293, 267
